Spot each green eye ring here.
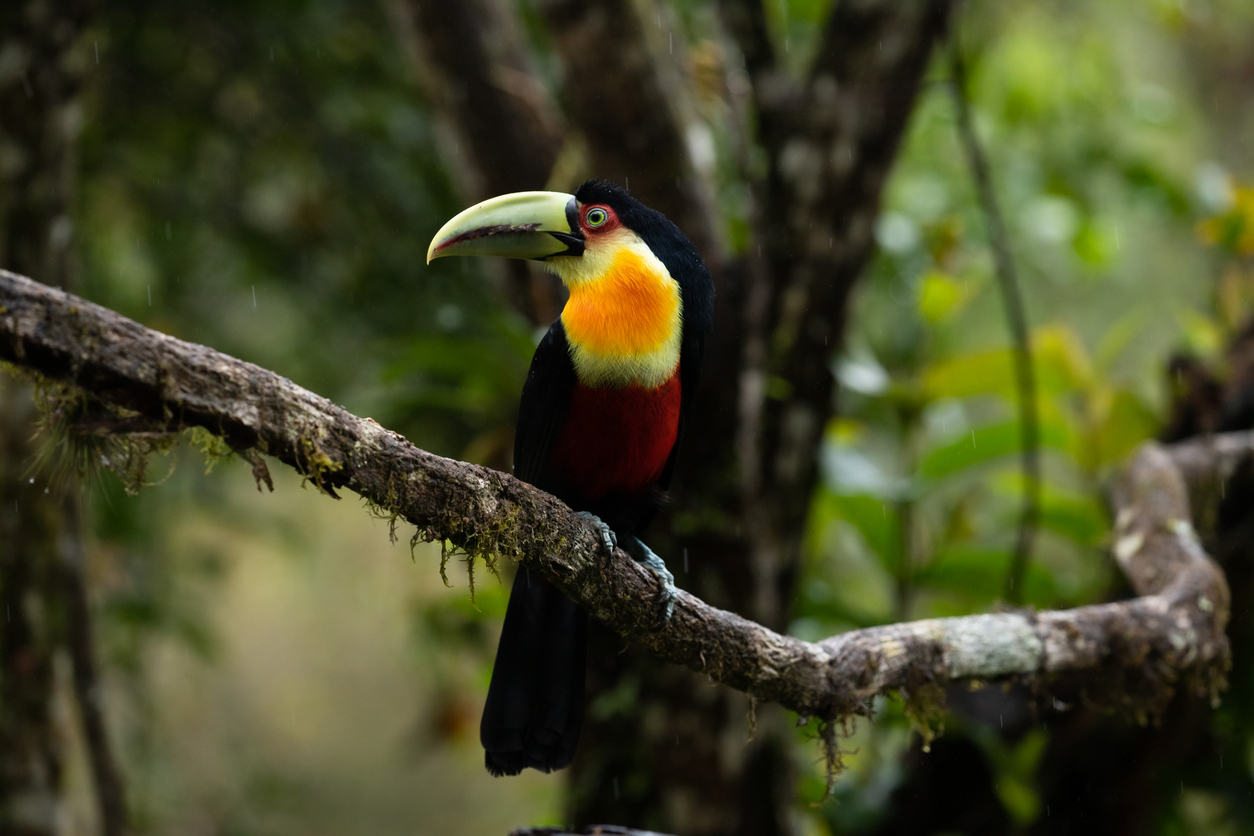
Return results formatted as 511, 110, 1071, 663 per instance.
586, 207, 609, 227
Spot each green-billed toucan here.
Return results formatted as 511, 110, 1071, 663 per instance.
427, 180, 714, 776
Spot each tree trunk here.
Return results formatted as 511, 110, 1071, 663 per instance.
389, 0, 567, 327
552, 2, 953, 833
0, 380, 65, 836
392, 1, 951, 830
0, 2, 126, 834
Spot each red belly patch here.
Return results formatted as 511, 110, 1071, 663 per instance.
551, 372, 682, 502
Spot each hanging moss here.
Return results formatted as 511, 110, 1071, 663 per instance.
185, 426, 233, 474
3, 363, 253, 496
901, 681, 948, 754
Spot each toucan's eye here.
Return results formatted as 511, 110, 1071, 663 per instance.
586, 207, 608, 228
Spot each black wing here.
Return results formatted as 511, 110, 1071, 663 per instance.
652, 329, 706, 492
512, 319, 576, 495
483, 320, 587, 776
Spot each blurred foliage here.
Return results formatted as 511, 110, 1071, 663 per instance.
786, 0, 1254, 832
53, 0, 1254, 832
1198, 182, 1254, 256
74, 0, 544, 831
79, 0, 531, 456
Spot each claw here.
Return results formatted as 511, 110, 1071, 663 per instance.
577, 511, 617, 555
626, 537, 678, 624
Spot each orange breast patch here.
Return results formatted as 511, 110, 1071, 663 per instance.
561, 248, 680, 357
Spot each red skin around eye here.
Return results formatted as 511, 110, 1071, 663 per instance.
579, 204, 622, 236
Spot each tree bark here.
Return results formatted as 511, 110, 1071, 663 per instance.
1, 2, 77, 834
0, 380, 64, 836
538, 0, 722, 263
0, 269, 1231, 813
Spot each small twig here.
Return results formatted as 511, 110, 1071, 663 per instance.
895, 494, 915, 620
948, 35, 1041, 604
59, 497, 129, 836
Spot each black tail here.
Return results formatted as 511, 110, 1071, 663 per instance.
480, 566, 588, 776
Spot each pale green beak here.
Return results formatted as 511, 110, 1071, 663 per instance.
426, 191, 583, 263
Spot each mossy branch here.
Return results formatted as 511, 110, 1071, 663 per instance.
0, 268, 1232, 747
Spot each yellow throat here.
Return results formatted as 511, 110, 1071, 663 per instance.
549, 229, 683, 388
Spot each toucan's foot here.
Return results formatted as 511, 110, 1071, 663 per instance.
577, 511, 617, 555
626, 536, 677, 624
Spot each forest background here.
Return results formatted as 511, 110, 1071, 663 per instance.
2, 0, 1254, 834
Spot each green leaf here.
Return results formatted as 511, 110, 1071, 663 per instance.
1037, 492, 1107, 545
817, 492, 901, 573
1177, 309, 1224, 359
917, 270, 970, 323
914, 547, 1056, 608
993, 730, 1049, 826
921, 325, 1093, 401
990, 473, 1108, 545
1072, 216, 1119, 267
919, 418, 1073, 482
1093, 309, 1148, 373
1094, 389, 1158, 466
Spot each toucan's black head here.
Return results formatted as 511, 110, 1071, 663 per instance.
571, 179, 715, 341
427, 178, 715, 342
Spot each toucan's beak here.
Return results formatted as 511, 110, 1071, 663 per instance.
426, 191, 584, 264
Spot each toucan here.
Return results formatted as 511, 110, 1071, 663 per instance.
427, 180, 714, 776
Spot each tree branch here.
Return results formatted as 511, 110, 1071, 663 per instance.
59, 512, 128, 836
0, 268, 1230, 726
